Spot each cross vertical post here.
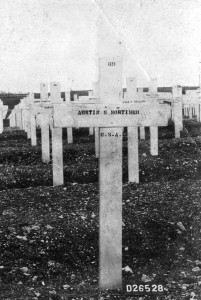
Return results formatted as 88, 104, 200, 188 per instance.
126, 77, 139, 183
149, 78, 158, 155
51, 82, 64, 186
41, 113, 50, 163
99, 57, 123, 290
30, 114, 37, 146
172, 85, 183, 138
65, 91, 73, 144
52, 127, 63, 186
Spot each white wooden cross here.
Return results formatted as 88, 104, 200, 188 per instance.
28, 92, 42, 146
65, 91, 73, 144
38, 82, 64, 164
123, 78, 160, 157
123, 77, 139, 182
52, 56, 170, 290
18, 98, 30, 132
156, 85, 183, 138
172, 86, 183, 137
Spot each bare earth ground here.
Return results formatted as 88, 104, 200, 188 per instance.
0, 120, 201, 299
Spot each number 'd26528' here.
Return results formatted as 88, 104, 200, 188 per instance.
126, 283, 164, 294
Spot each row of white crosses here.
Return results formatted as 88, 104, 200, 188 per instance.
146, 84, 201, 130
9, 76, 183, 190
9, 83, 73, 155
0, 100, 8, 133
9, 93, 34, 135
71, 77, 181, 169
182, 88, 201, 121
7, 62, 174, 289
37, 79, 179, 185
52, 56, 170, 289
123, 78, 183, 138
29, 83, 64, 149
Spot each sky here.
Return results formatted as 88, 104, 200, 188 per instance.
0, 0, 201, 92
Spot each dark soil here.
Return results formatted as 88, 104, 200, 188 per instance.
0, 120, 201, 299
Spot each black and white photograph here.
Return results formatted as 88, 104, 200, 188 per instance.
0, 0, 201, 299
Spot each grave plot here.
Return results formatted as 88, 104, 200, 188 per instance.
0, 99, 201, 300
1, 72, 201, 300
1, 119, 201, 299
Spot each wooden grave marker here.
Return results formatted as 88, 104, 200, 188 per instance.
52, 57, 170, 289
51, 82, 64, 186
40, 83, 49, 102
172, 86, 183, 138
65, 91, 73, 144
138, 88, 146, 139
125, 77, 139, 183
149, 78, 159, 156
39, 83, 51, 163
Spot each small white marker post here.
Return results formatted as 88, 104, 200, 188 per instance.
16, 109, 22, 129
29, 92, 42, 146
25, 109, 29, 133
197, 104, 200, 122
172, 86, 183, 138
14, 112, 17, 128
27, 93, 37, 140
40, 113, 50, 163
40, 83, 49, 102
39, 83, 50, 162
126, 77, 139, 183
150, 126, 158, 155
149, 78, 158, 156
19, 101, 29, 133
51, 82, 64, 186
30, 114, 37, 146
67, 127, 73, 143
128, 126, 139, 182
21, 109, 26, 131
65, 91, 73, 144
89, 127, 94, 135
27, 110, 31, 139
89, 88, 94, 135
138, 88, 145, 139
52, 127, 63, 185
140, 126, 145, 139
189, 105, 193, 119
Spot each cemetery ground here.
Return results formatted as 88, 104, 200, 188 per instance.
0, 120, 201, 299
